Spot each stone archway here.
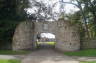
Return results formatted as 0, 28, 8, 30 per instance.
12, 20, 80, 51
35, 32, 56, 49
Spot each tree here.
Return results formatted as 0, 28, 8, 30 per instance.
0, 0, 16, 19
59, 0, 90, 38
76, 0, 96, 38
27, 0, 54, 21
16, 0, 29, 20
0, 0, 29, 20
0, 0, 29, 49
68, 0, 96, 38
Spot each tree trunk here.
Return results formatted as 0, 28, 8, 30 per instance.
77, 0, 90, 38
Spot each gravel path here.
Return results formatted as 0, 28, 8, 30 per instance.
0, 49, 96, 63
0, 54, 26, 60
22, 49, 79, 63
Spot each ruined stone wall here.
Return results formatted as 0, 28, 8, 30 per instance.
33, 20, 80, 51
81, 39, 96, 49
34, 21, 57, 33
12, 20, 80, 51
33, 21, 58, 42
12, 21, 35, 50
55, 20, 80, 51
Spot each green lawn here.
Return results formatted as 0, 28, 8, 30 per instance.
0, 59, 20, 63
64, 49, 96, 56
80, 61, 96, 63
37, 42, 56, 45
0, 50, 30, 55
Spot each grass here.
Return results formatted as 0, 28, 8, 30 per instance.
80, 61, 96, 63
64, 49, 96, 57
37, 42, 56, 45
0, 50, 31, 55
0, 59, 20, 63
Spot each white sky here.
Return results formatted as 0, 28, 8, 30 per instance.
40, 33, 55, 39
64, 0, 80, 14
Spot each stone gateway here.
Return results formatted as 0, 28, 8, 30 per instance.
12, 19, 80, 51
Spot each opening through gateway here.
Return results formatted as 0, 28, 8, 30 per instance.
36, 33, 56, 49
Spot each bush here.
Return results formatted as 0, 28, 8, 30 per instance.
0, 20, 22, 49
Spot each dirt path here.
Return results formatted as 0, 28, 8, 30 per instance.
22, 49, 79, 63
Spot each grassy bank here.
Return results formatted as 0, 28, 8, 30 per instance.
80, 61, 96, 63
37, 42, 56, 45
64, 49, 96, 57
0, 59, 20, 63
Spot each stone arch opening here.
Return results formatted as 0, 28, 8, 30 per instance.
36, 32, 56, 49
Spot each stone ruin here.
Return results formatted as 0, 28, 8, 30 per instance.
12, 19, 80, 51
